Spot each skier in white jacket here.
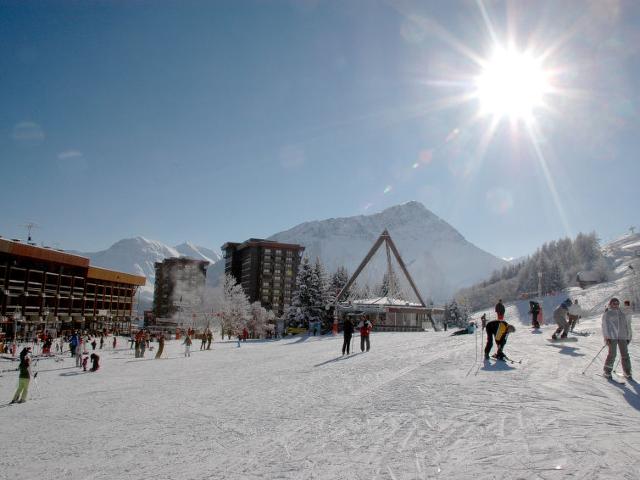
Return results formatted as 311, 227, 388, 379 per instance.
601, 297, 633, 380
568, 299, 584, 332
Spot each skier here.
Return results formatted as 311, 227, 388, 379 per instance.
342, 317, 354, 355
90, 353, 100, 372
495, 299, 505, 321
140, 332, 147, 357
358, 316, 372, 352
602, 297, 633, 380
81, 352, 89, 371
69, 332, 79, 357
91, 338, 97, 350
76, 336, 85, 368
242, 327, 249, 342
484, 319, 515, 360
10, 347, 32, 404
183, 334, 192, 357
99, 334, 104, 349
155, 333, 165, 359
200, 332, 206, 351
551, 299, 572, 339
529, 301, 541, 329
206, 329, 213, 350
568, 299, 583, 332
112, 335, 117, 349
451, 322, 476, 336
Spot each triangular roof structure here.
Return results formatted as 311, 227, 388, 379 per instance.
335, 229, 427, 307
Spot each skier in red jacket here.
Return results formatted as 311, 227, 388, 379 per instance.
358, 317, 372, 352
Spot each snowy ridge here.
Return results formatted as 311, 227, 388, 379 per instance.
267, 201, 506, 301
78, 237, 222, 311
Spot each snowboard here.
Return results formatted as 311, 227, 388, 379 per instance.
547, 337, 578, 343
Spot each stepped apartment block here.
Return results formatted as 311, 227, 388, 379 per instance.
0, 237, 146, 339
222, 239, 305, 316
152, 257, 209, 320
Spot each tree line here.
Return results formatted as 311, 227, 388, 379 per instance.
454, 232, 611, 312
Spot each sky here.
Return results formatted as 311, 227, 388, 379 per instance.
1, 0, 639, 260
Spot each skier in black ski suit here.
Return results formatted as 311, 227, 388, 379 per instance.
342, 318, 354, 355
484, 320, 515, 360
495, 299, 506, 321
529, 301, 541, 329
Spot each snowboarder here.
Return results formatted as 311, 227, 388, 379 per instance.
11, 347, 32, 404
155, 333, 165, 359
183, 334, 192, 357
358, 316, 372, 352
529, 301, 541, 329
551, 299, 572, 339
484, 319, 515, 360
90, 353, 100, 372
495, 299, 505, 321
568, 299, 583, 332
342, 317, 354, 355
602, 297, 633, 380
451, 322, 476, 336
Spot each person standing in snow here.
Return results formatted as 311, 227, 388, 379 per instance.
155, 333, 165, 359
358, 316, 372, 352
495, 299, 505, 321
529, 301, 541, 329
602, 297, 633, 380
342, 317, 354, 355
11, 347, 32, 404
200, 332, 207, 350
206, 329, 213, 350
99, 334, 104, 349
568, 299, 583, 332
90, 353, 100, 372
112, 335, 117, 350
484, 319, 515, 360
69, 332, 79, 357
183, 334, 192, 357
551, 299, 572, 339
76, 336, 85, 367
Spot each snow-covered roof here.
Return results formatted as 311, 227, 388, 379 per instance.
350, 296, 422, 307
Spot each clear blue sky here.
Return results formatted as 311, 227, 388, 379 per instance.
1, 0, 638, 259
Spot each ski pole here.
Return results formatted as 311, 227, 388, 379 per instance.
582, 344, 607, 375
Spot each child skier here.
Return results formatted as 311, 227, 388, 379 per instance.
183, 334, 192, 357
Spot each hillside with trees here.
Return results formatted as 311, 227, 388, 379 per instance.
455, 232, 612, 311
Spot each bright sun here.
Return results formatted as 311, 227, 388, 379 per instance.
475, 48, 550, 121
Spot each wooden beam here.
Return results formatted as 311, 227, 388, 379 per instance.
336, 233, 386, 302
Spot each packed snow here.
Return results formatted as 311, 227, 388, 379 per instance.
1, 235, 639, 479
1, 311, 639, 478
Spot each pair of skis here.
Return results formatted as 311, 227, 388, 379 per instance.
488, 353, 522, 364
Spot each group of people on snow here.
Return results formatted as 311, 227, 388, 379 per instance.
341, 315, 373, 355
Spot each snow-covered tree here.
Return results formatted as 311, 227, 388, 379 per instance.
219, 274, 251, 337
286, 256, 324, 327
248, 301, 274, 338
330, 266, 349, 298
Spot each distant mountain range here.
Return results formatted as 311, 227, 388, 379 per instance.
77, 201, 508, 310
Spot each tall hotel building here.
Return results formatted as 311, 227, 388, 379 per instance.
221, 239, 304, 316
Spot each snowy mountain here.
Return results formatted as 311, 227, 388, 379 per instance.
77, 237, 222, 311
207, 201, 506, 302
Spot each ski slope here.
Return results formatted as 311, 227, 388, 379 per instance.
1, 235, 639, 480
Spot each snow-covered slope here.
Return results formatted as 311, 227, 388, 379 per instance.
268, 201, 506, 301
1, 250, 638, 479
174, 242, 221, 265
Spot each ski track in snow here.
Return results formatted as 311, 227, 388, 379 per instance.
2, 267, 640, 480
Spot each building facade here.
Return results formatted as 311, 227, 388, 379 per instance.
221, 239, 304, 316
152, 257, 209, 320
0, 237, 146, 338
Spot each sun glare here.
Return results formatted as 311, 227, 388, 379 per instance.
475, 48, 550, 121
